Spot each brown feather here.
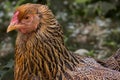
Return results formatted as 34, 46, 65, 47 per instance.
9, 3, 120, 80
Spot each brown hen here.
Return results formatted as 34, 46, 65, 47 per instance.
7, 3, 120, 80
97, 48, 120, 71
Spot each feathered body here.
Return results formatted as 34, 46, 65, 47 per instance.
98, 49, 120, 71
7, 3, 120, 80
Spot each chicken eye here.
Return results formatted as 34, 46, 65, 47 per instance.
24, 16, 29, 19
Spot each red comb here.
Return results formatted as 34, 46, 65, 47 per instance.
10, 11, 19, 25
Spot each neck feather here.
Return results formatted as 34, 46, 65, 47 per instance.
15, 24, 80, 80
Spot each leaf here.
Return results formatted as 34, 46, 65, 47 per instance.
15, 0, 26, 8
1, 68, 14, 80
0, 59, 14, 80
0, 70, 6, 77
87, 50, 94, 57
75, 0, 91, 3
98, 1, 116, 15
3, 59, 14, 69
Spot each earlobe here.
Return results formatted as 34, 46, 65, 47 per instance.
31, 15, 40, 29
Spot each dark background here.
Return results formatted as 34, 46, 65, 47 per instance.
0, 0, 120, 79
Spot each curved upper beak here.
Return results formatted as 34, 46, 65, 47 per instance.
7, 24, 17, 33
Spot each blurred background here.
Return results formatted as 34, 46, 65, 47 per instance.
0, 0, 120, 80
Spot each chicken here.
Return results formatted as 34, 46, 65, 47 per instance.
97, 48, 120, 71
7, 3, 120, 80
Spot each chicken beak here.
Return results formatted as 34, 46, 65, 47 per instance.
7, 24, 16, 33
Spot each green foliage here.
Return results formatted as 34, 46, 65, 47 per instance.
97, 1, 116, 16
76, 0, 91, 3
87, 50, 94, 57
0, 59, 14, 80
0, 50, 14, 79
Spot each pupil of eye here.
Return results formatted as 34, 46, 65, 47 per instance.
25, 16, 29, 19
